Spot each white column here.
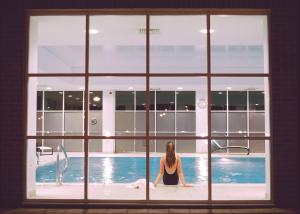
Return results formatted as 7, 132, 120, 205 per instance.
102, 90, 115, 153
263, 16, 271, 200
196, 90, 208, 153
27, 18, 38, 197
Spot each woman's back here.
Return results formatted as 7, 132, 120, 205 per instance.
162, 154, 179, 174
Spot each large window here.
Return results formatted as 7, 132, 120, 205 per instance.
26, 12, 270, 203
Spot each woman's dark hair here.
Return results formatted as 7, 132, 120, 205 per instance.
166, 141, 176, 168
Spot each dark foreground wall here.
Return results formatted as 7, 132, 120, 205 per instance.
0, 0, 299, 209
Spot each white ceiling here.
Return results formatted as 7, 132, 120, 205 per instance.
31, 15, 267, 46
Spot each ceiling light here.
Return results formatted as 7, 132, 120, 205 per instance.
218, 15, 229, 17
68, 95, 72, 98
177, 87, 183, 90
79, 86, 84, 90
46, 87, 52, 90
128, 87, 134, 90
93, 96, 101, 102
75, 97, 80, 100
218, 92, 223, 95
226, 86, 232, 90
104, 130, 111, 137
89, 29, 99, 34
200, 29, 215, 34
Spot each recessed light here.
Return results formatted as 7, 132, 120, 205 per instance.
177, 87, 183, 90
75, 97, 80, 100
89, 29, 99, 35
128, 87, 134, 90
46, 87, 52, 90
218, 15, 229, 17
218, 92, 223, 95
93, 96, 101, 102
199, 29, 215, 34
68, 95, 73, 98
79, 86, 84, 90
226, 87, 232, 90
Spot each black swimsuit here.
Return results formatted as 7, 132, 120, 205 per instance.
163, 162, 179, 185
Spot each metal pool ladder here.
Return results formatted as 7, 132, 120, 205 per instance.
56, 143, 69, 186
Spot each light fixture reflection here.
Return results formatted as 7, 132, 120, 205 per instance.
196, 157, 208, 182
103, 158, 113, 184
199, 29, 215, 34
89, 29, 99, 34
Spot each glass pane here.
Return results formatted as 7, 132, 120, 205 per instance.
177, 91, 195, 111
115, 112, 134, 136
228, 91, 247, 110
89, 16, 146, 73
212, 140, 270, 200
249, 91, 265, 110
64, 91, 83, 110
228, 112, 247, 136
136, 91, 155, 110
44, 91, 63, 110
211, 112, 227, 137
36, 112, 43, 136
151, 77, 207, 137
89, 77, 145, 137
27, 77, 84, 136
211, 77, 270, 137
156, 91, 175, 111
89, 111, 102, 136
37, 91, 43, 110
28, 139, 84, 199
44, 112, 63, 136
89, 140, 102, 152
115, 91, 134, 110
150, 139, 208, 200
211, 15, 268, 73
88, 140, 146, 200
150, 15, 207, 73
176, 112, 196, 136
89, 91, 103, 110
135, 112, 155, 136
64, 112, 83, 136
211, 91, 226, 110
156, 112, 175, 136
29, 16, 85, 74
249, 112, 265, 134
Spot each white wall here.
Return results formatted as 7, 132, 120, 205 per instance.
102, 90, 115, 153
196, 90, 208, 153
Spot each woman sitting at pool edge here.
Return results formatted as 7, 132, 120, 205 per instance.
154, 141, 192, 187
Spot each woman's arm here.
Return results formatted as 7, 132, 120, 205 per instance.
153, 157, 164, 187
177, 156, 192, 187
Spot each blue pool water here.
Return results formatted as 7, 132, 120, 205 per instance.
36, 157, 265, 183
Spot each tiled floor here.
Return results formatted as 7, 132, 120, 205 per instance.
0, 208, 297, 214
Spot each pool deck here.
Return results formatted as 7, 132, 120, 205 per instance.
30, 183, 267, 200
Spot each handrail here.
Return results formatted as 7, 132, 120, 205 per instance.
56, 143, 69, 186
211, 139, 250, 155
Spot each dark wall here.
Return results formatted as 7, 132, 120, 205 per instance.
0, 0, 299, 209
